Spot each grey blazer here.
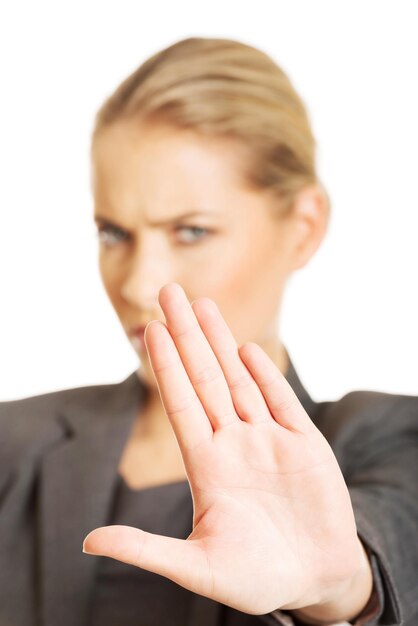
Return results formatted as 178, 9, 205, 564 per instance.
0, 355, 417, 626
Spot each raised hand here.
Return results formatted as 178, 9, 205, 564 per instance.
82, 283, 372, 618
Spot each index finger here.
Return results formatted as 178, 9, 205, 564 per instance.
144, 319, 213, 452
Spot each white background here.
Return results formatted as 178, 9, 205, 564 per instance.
1, 0, 417, 402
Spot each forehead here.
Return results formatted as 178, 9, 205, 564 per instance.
90, 119, 263, 222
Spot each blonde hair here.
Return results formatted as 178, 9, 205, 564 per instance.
91, 36, 329, 216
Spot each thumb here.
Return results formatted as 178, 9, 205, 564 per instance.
82, 525, 211, 595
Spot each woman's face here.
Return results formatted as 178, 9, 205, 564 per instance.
90, 119, 308, 388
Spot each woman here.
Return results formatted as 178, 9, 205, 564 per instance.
1, 37, 417, 626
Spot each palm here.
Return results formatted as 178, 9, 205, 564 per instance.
83, 283, 362, 615
182, 417, 356, 614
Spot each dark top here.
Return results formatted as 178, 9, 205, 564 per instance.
88, 475, 194, 626
1, 354, 417, 626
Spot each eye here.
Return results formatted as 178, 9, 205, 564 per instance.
174, 226, 211, 245
96, 224, 129, 247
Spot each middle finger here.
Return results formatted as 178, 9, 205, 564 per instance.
191, 297, 272, 425
158, 283, 239, 430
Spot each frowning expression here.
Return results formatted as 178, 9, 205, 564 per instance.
90, 119, 301, 387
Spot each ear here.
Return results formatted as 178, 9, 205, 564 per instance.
287, 183, 330, 271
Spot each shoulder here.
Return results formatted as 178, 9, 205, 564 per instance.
0, 378, 127, 460
316, 387, 418, 433
0, 378, 121, 426
314, 388, 418, 472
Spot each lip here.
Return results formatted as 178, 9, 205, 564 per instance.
131, 325, 148, 336
128, 324, 151, 353
129, 327, 146, 353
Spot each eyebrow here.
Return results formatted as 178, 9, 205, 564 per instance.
93, 210, 216, 228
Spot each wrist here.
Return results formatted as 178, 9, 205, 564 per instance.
288, 539, 374, 625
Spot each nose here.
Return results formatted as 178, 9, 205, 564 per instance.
120, 237, 174, 313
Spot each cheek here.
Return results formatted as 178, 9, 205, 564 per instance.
98, 254, 123, 303
189, 241, 287, 345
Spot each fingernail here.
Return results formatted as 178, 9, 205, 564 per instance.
82, 539, 94, 554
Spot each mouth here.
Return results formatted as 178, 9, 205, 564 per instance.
129, 326, 147, 353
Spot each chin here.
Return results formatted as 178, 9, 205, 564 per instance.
136, 359, 157, 386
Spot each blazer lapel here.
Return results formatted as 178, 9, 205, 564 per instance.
38, 370, 146, 626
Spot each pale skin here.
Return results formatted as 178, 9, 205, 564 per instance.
84, 119, 373, 622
